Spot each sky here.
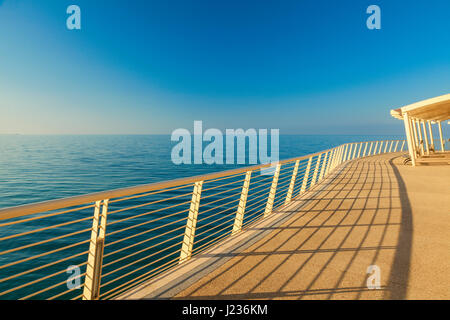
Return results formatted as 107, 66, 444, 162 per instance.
0, 0, 449, 135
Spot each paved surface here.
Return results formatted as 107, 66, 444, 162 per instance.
174, 153, 450, 300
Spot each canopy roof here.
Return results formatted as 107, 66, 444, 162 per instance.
390, 93, 450, 121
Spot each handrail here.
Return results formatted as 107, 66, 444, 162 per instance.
0, 149, 334, 220
0, 139, 406, 300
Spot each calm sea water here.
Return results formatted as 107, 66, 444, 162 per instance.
0, 134, 404, 299
0, 134, 403, 209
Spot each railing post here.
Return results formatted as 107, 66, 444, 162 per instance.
388, 140, 393, 153
346, 144, 352, 161
384, 140, 389, 153
357, 142, 363, 158
264, 163, 281, 217
232, 171, 252, 234
347, 144, 353, 161
339, 145, 344, 163
83, 199, 109, 300
319, 151, 329, 181
362, 142, 368, 157
179, 181, 203, 263
311, 153, 322, 187
334, 146, 341, 167
373, 141, 379, 155
393, 140, 399, 152
351, 143, 357, 160
333, 147, 340, 170
344, 144, 350, 162
367, 141, 373, 156
300, 157, 312, 194
285, 160, 300, 205
342, 144, 348, 162
347, 144, 352, 160
326, 148, 336, 174
338, 145, 344, 165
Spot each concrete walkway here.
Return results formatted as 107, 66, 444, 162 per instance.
172, 153, 450, 300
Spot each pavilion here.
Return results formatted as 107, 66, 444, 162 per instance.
390, 93, 450, 166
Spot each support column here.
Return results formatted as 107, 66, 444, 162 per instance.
427, 121, 435, 152
438, 121, 445, 151
411, 117, 419, 154
403, 112, 416, 166
416, 119, 423, 156
421, 121, 429, 155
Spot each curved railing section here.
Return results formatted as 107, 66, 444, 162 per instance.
0, 139, 406, 300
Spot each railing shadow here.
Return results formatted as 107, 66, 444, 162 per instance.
172, 154, 414, 300
384, 157, 413, 300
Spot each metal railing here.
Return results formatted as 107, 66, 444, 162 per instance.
0, 139, 406, 300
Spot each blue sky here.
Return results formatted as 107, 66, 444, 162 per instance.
0, 0, 449, 134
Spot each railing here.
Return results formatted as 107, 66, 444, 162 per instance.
0, 139, 406, 300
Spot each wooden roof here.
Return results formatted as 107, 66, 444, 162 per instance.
390, 93, 450, 121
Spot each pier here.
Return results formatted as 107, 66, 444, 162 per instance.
121, 153, 450, 299
0, 95, 448, 300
